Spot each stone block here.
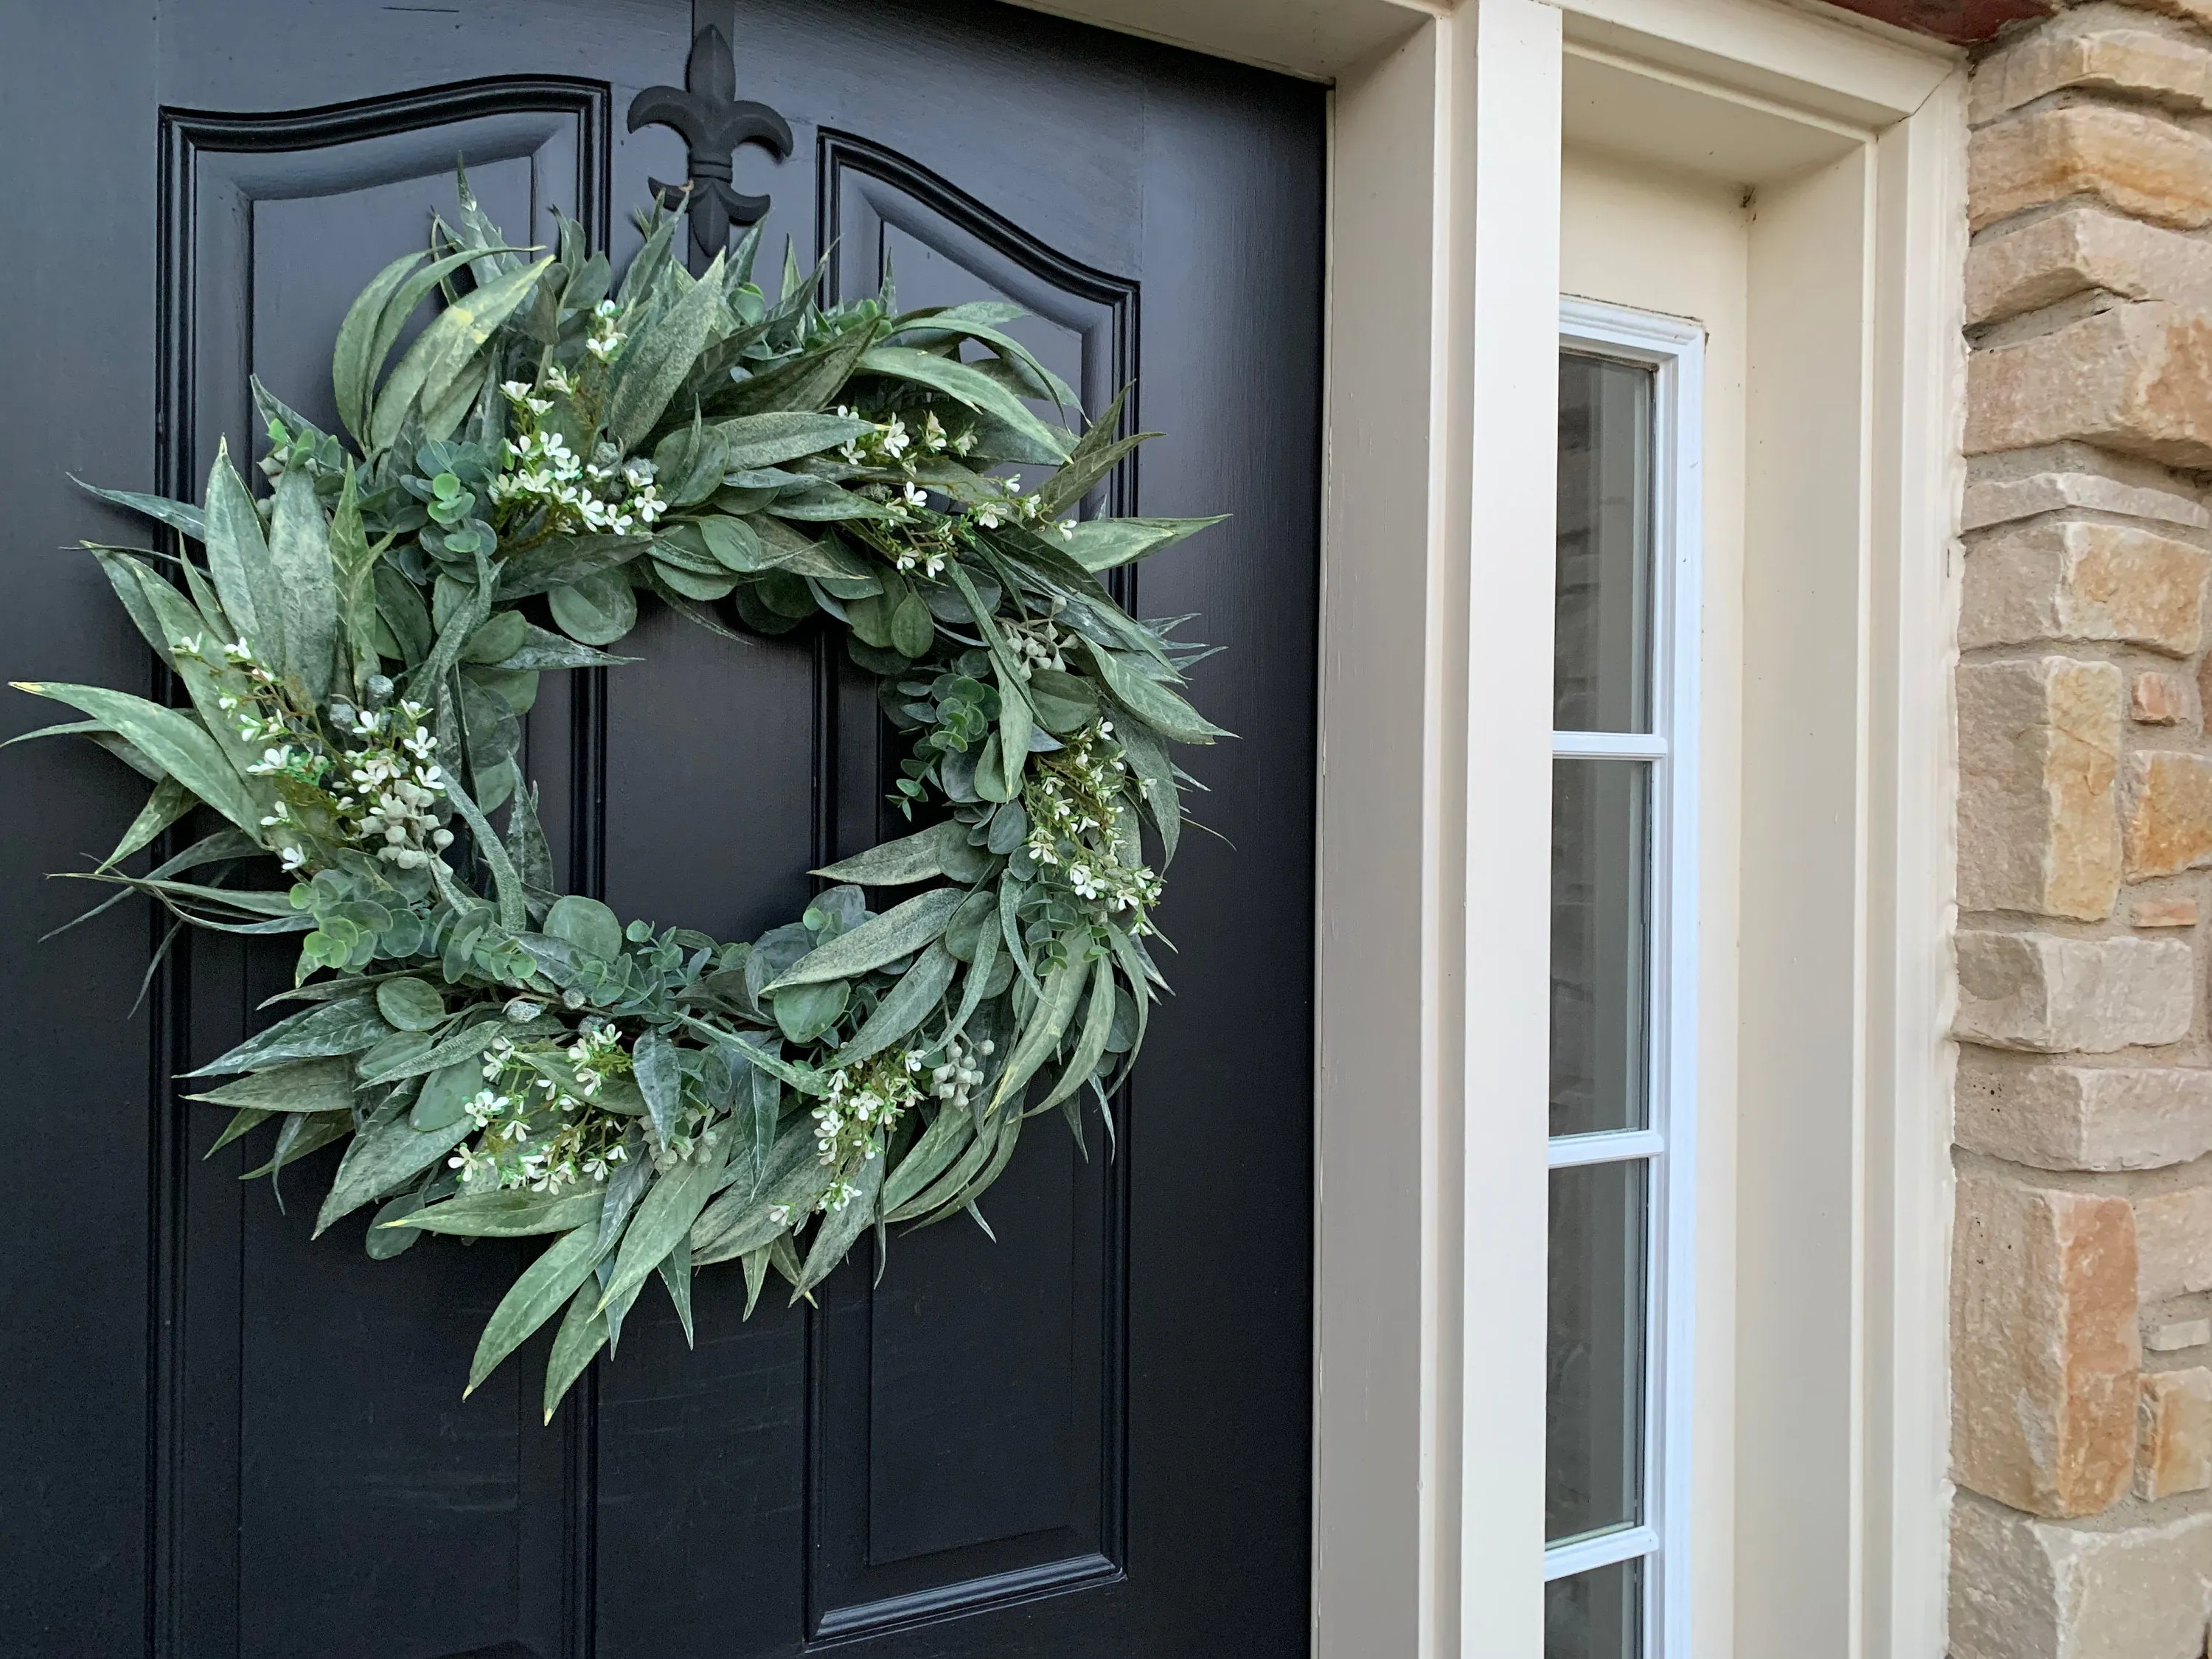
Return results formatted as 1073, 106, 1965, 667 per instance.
1954, 1173, 2140, 1516
2134, 894, 2201, 927
2137, 1366, 2212, 1498
1957, 1061, 2212, 1169
1964, 521, 2209, 656
2128, 752, 2212, 877
1952, 1495, 2212, 1659
1969, 302, 2212, 468
2138, 1185, 2212, 1301
1955, 931, 2194, 1053
1963, 451, 2210, 533
1972, 6, 2212, 125
1971, 104, 2212, 232
2148, 1317, 2212, 1351
2135, 671, 2191, 724
1958, 658, 2122, 919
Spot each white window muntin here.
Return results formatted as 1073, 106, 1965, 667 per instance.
1548, 296, 1703, 1659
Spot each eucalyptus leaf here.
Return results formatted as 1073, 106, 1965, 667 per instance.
765, 888, 966, 990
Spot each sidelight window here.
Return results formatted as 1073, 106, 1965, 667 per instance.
1545, 300, 1701, 1659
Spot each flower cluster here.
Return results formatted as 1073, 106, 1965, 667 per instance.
334, 699, 452, 869
811, 1048, 927, 1211
1024, 719, 1163, 924
584, 298, 626, 364
836, 408, 972, 470
488, 379, 666, 535
1005, 613, 1073, 678
446, 1030, 633, 1193
967, 473, 1072, 538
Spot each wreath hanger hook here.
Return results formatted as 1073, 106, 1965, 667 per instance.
627, 23, 795, 265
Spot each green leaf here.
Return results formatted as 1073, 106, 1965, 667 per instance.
408, 1058, 484, 1130
890, 593, 936, 659
765, 888, 966, 990
372, 256, 556, 450
831, 942, 958, 1068
720, 321, 879, 417
596, 1121, 728, 1316
546, 568, 636, 647
265, 465, 341, 701
542, 1280, 608, 1422
496, 533, 652, 600
102, 776, 195, 871
9, 681, 267, 836
690, 1118, 821, 1264
657, 1244, 695, 1349
810, 820, 965, 886
857, 346, 1068, 462
468, 1224, 606, 1397
632, 1030, 684, 1147
606, 251, 724, 451
1117, 719, 1180, 864
1033, 942, 1118, 1116
332, 246, 485, 444
1060, 515, 1225, 574
187, 1057, 356, 1114
546, 895, 623, 963
991, 946, 1091, 1111
713, 410, 871, 470
1080, 641, 1229, 745
355, 1014, 508, 1085
365, 1190, 428, 1259
772, 978, 849, 1045
240, 1111, 353, 1185
393, 1189, 605, 1237
794, 1155, 883, 1298
186, 990, 388, 1078
1024, 667, 1100, 734
74, 479, 205, 545
327, 465, 383, 694
375, 976, 445, 1032
201, 442, 282, 664
883, 1095, 978, 1214
443, 772, 526, 931
314, 1094, 474, 1235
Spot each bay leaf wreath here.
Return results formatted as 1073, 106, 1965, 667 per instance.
9, 179, 1223, 1420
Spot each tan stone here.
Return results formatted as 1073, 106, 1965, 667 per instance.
2127, 752, 2212, 878
1958, 658, 2123, 919
1958, 1062, 2212, 1169
1952, 1495, 2212, 1659
2135, 894, 2202, 927
1955, 931, 2194, 1052
1964, 521, 2209, 657
1963, 460, 2211, 534
1969, 302, 2212, 468
1973, 7, 2212, 126
2148, 1316, 2212, 1351
2137, 672, 2191, 724
2138, 1185, 2212, 1301
2137, 1366, 2212, 1498
1971, 105, 2212, 232
1954, 1173, 2141, 1516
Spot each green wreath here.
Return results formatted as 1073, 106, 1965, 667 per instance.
10, 176, 1224, 1419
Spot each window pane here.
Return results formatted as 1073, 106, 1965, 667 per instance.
1551, 758, 1650, 1137
1545, 1558, 1644, 1659
1547, 1158, 1648, 1543
1556, 352, 1655, 733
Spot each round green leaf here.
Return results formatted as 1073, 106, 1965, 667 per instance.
462, 608, 529, 664
546, 895, 624, 963
547, 569, 637, 647
890, 593, 936, 659
700, 515, 765, 572
651, 558, 739, 602
411, 1057, 482, 1131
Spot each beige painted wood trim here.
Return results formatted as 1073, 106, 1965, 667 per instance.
1001, 1, 1964, 1655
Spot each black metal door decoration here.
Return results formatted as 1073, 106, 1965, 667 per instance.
627, 24, 794, 265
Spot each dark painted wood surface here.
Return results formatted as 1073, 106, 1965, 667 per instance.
0, 4, 1321, 1654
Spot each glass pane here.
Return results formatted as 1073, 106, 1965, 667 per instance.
1551, 759, 1650, 1137
1547, 1159, 1649, 1543
1545, 1557, 1644, 1659
1556, 352, 1655, 733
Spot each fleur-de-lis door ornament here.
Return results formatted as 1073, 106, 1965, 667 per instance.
627, 24, 794, 266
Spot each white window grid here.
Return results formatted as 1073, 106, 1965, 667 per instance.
1547, 296, 1703, 1659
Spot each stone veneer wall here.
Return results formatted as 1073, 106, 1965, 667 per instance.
1952, 5, 2212, 1653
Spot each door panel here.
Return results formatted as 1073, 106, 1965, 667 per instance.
0, 4, 1321, 1655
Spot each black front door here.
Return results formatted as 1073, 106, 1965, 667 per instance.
0, 3, 1320, 1655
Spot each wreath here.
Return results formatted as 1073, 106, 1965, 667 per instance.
10, 175, 1223, 1419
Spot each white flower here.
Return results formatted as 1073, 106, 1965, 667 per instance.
500, 379, 535, 403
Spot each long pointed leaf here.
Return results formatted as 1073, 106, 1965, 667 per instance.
10, 681, 266, 835
467, 1225, 605, 1396
764, 888, 965, 991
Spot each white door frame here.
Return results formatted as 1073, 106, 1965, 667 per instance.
1015, 1, 1966, 1653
